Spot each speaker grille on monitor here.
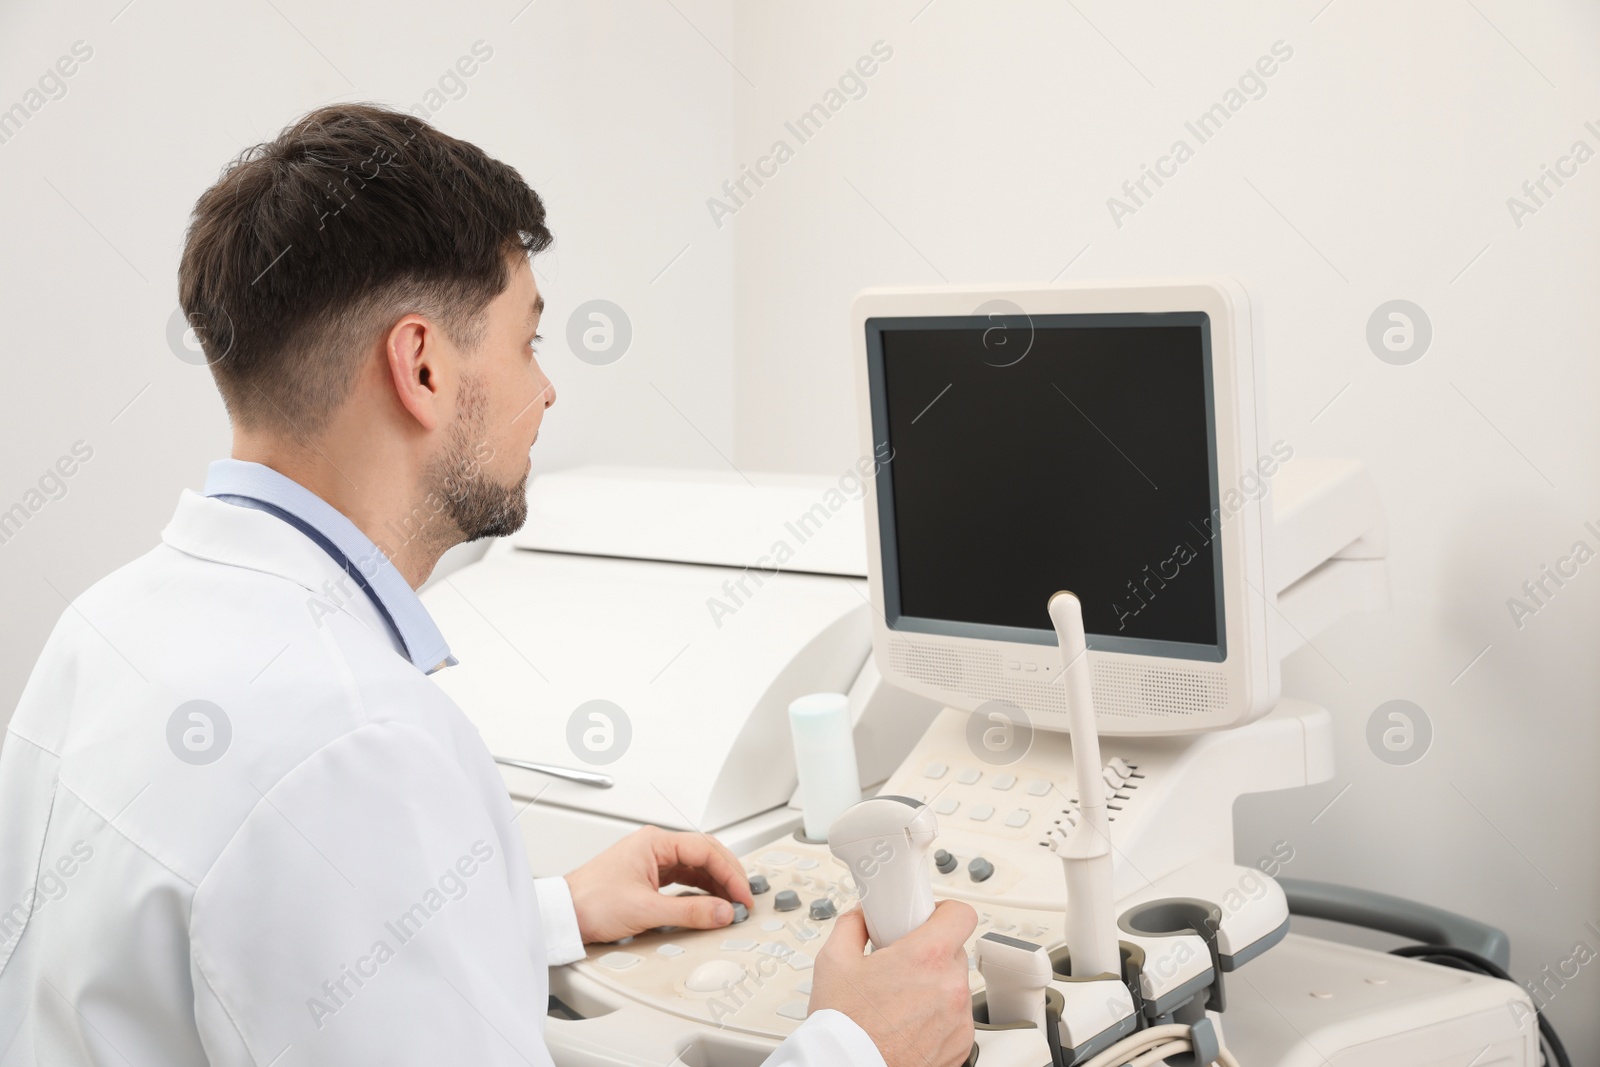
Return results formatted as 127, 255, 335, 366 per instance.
887, 637, 1228, 723
1092, 660, 1228, 718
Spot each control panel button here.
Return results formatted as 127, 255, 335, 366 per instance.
757, 942, 792, 957
934, 849, 958, 875
968, 804, 994, 822
774, 890, 801, 912
657, 944, 685, 957
968, 857, 995, 882
686, 959, 747, 992
796, 858, 819, 870
762, 851, 797, 866
934, 797, 959, 816
991, 773, 1017, 790
597, 951, 642, 971
923, 762, 949, 779
1025, 779, 1051, 797
956, 768, 982, 785
1003, 809, 1030, 828
749, 874, 771, 895
1103, 767, 1126, 789
796, 979, 813, 995
731, 903, 749, 924
786, 951, 814, 971
777, 1001, 809, 1020
761, 919, 783, 932
721, 938, 756, 952
1108, 757, 1133, 777
809, 899, 837, 921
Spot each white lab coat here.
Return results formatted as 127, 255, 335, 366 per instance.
0, 490, 883, 1066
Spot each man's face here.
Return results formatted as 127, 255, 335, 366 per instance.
426, 254, 554, 542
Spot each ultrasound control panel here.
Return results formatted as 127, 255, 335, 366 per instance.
552, 704, 1319, 1047
566, 832, 1069, 1040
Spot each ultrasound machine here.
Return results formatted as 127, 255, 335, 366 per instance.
425, 279, 1540, 1066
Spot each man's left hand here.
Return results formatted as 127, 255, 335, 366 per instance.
565, 826, 755, 944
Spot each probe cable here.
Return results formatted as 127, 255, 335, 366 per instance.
1076, 1023, 1243, 1067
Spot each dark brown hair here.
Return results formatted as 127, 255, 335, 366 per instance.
177, 103, 551, 434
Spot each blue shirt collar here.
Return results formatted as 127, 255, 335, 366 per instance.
202, 459, 457, 675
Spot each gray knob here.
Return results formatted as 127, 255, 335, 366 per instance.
809, 898, 837, 921
934, 849, 957, 875
774, 889, 802, 912
968, 857, 995, 883
731, 902, 749, 924
749, 874, 770, 895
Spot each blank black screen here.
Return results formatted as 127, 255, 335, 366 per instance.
871, 313, 1223, 657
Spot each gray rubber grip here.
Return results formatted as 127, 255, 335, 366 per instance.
1278, 877, 1510, 970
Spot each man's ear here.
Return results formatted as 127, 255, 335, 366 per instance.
384, 314, 446, 431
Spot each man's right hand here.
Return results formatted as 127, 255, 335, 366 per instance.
808, 900, 979, 1067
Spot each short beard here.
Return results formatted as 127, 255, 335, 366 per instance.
424, 375, 529, 545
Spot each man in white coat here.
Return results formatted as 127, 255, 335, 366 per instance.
0, 104, 977, 1066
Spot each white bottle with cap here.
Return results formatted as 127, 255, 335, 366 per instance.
788, 692, 862, 841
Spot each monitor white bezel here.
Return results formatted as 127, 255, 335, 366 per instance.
851, 278, 1278, 735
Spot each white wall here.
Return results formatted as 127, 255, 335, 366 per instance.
0, 0, 737, 691
729, 0, 1600, 1059
2, 0, 1596, 1059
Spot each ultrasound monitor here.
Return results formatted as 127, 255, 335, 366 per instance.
851, 279, 1278, 735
